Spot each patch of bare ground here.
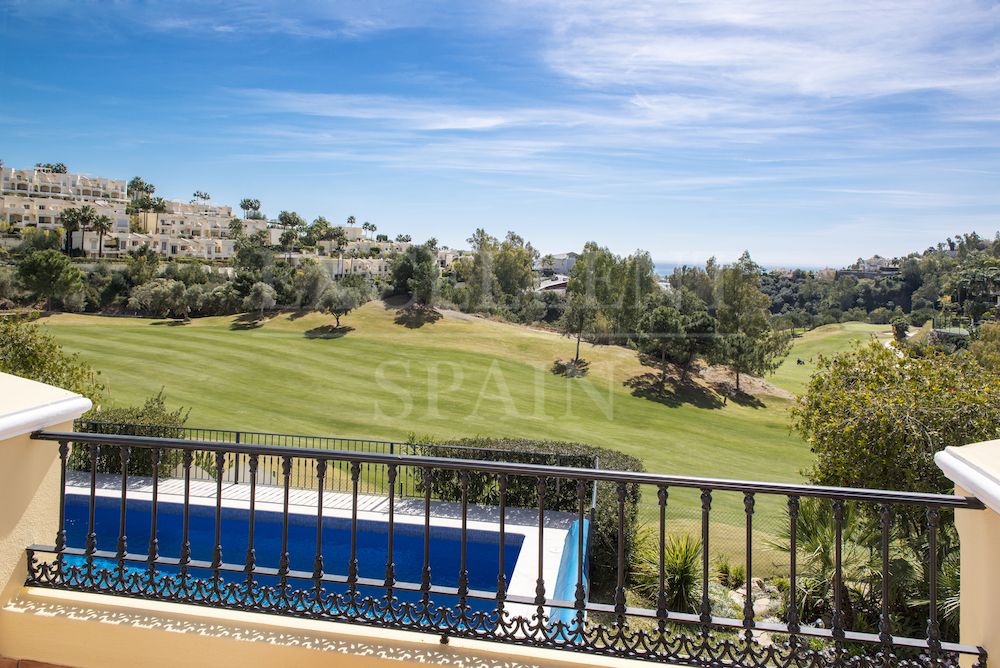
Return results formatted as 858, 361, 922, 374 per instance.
696, 361, 796, 401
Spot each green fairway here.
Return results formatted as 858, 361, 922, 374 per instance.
38, 307, 883, 571
769, 322, 890, 396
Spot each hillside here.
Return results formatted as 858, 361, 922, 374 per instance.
39, 306, 882, 570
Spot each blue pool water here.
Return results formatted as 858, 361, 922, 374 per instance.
63, 492, 525, 612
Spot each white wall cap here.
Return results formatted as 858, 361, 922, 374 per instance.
0, 372, 92, 441
936, 440, 1000, 514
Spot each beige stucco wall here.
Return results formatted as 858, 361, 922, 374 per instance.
2, 588, 642, 668
0, 423, 66, 609
954, 484, 999, 668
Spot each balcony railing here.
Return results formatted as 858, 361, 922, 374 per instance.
26, 429, 987, 668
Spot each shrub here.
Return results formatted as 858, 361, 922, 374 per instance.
70, 392, 190, 476
715, 555, 746, 590
631, 529, 702, 612
414, 436, 643, 599
0, 314, 103, 400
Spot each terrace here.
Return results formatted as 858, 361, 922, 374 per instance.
2, 371, 1000, 668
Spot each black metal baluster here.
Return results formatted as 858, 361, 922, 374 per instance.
147, 448, 160, 589
85, 443, 98, 581
614, 481, 627, 628
535, 475, 547, 633
384, 464, 397, 610
278, 455, 292, 608
832, 499, 846, 652
348, 462, 360, 602
575, 478, 588, 637
421, 466, 432, 616
116, 445, 130, 589
657, 485, 668, 631
927, 506, 941, 661
497, 473, 508, 625
700, 489, 712, 630
787, 496, 800, 638
212, 451, 225, 598
743, 492, 755, 640
179, 450, 193, 596
54, 441, 69, 555
313, 459, 327, 605
245, 454, 258, 588
459, 471, 471, 621
879, 503, 893, 660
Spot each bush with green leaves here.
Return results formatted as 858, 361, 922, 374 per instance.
0, 314, 103, 400
795, 341, 1000, 496
70, 392, 190, 476
413, 436, 643, 599
631, 529, 702, 612
715, 555, 746, 590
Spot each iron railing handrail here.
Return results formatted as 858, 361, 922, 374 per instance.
75, 420, 585, 461
33, 430, 985, 508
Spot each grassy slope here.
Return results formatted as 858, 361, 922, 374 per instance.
769, 322, 890, 396
39, 308, 882, 570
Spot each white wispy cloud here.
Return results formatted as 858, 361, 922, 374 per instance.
534, 0, 1000, 99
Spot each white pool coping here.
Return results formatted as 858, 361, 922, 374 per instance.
64, 473, 578, 620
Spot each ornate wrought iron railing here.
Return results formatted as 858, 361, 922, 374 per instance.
26, 429, 987, 668
75, 420, 598, 499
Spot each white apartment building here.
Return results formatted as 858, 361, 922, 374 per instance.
0, 194, 129, 235
0, 162, 126, 203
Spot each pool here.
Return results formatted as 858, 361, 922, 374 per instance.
60, 489, 585, 621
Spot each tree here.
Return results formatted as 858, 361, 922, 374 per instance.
127, 176, 155, 201
192, 190, 211, 204
243, 282, 277, 318
228, 218, 245, 240
494, 231, 536, 304
794, 341, 1000, 495
395, 234, 412, 243
75, 204, 98, 255
346, 215, 357, 227
0, 315, 103, 401
279, 229, 298, 255
277, 210, 305, 229
329, 228, 347, 252
319, 283, 363, 327
891, 315, 910, 341
637, 305, 686, 386
17, 249, 84, 310
60, 207, 82, 254
91, 214, 113, 258
239, 198, 259, 218
714, 251, 791, 390
390, 241, 439, 306
561, 292, 598, 363
970, 322, 1000, 368
35, 162, 68, 173
466, 228, 498, 310
127, 278, 189, 319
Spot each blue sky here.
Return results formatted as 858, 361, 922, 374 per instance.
2, 1, 999, 267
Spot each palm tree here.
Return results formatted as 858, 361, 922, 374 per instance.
91, 214, 113, 258
60, 207, 82, 255
192, 190, 210, 204
347, 215, 357, 227
239, 198, 260, 219
77, 205, 97, 255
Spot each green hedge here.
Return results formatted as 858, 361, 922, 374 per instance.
415, 436, 644, 600
69, 393, 190, 476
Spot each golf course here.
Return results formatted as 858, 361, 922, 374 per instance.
40, 305, 889, 570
